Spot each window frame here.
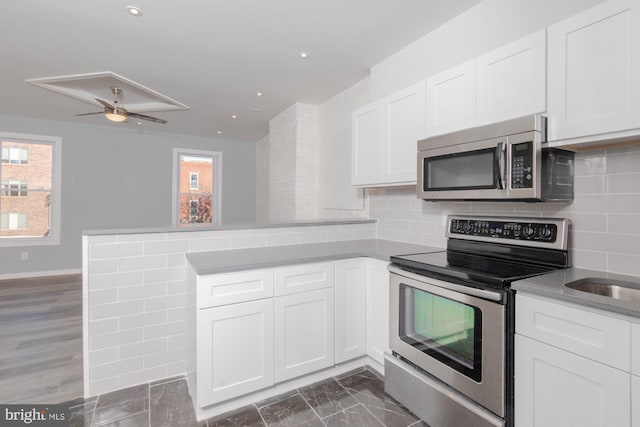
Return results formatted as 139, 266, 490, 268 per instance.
0, 132, 61, 247
171, 148, 222, 225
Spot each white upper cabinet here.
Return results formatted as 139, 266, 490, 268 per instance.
426, 59, 476, 138
352, 101, 384, 186
382, 81, 426, 184
547, 0, 640, 146
352, 82, 425, 187
476, 30, 546, 126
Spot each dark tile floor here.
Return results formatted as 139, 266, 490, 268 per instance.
64, 367, 427, 427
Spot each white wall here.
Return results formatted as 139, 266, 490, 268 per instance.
268, 105, 297, 221
370, 0, 605, 99
255, 135, 269, 222
0, 114, 256, 276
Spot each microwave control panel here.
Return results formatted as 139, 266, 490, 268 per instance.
511, 141, 533, 189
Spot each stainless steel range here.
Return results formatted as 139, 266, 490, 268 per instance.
385, 215, 571, 427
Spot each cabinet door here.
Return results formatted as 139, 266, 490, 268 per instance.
476, 29, 546, 126
334, 259, 366, 363
274, 287, 334, 382
632, 323, 640, 376
547, 0, 640, 143
633, 375, 640, 427
382, 81, 425, 184
426, 59, 476, 137
197, 299, 274, 407
515, 335, 630, 427
352, 101, 384, 186
365, 259, 390, 366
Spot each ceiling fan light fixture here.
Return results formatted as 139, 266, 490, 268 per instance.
105, 111, 127, 122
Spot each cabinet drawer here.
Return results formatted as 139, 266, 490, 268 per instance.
516, 294, 630, 370
274, 262, 334, 296
633, 323, 640, 376
197, 269, 274, 308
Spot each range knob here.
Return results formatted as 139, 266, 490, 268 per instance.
539, 227, 553, 239
522, 225, 535, 238
463, 222, 472, 233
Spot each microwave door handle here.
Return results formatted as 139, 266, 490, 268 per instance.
496, 142, 506, 189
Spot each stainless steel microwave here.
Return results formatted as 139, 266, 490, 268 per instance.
417, 115, 574, 202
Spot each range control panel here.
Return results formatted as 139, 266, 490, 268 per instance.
449, 218, 557, 242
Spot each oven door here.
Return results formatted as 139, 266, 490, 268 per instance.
389, 267, 506, 417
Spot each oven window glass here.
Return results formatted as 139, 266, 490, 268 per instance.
399, 284, 482, 381
424, 148, 497, 191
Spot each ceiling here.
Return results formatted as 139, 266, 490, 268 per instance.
1, 0, 482, 142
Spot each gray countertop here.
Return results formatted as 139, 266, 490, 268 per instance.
84, 218, 375, 236
512, 268, 640, 319
186, 239, 443, 275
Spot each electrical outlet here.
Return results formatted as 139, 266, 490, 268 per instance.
20, 251, 28, 261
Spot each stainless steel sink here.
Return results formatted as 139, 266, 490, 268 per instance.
565, 278, 640, 303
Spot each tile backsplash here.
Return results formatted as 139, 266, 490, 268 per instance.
369, 144, 640, 276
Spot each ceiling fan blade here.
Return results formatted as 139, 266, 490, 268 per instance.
95, 98, 114, 110
127, 112, 167, 124
76, 111, 104, 116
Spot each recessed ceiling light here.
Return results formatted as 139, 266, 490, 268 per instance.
217, 130, 223, 135
252, 107, 263, 113
256, 92, 263, 97
298, 51, 309, 59
126, 6, 143, 16
231, 115, 237, 119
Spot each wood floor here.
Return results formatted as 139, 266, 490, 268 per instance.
0, 274, 83, 404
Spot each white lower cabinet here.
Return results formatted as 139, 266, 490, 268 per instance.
274, 287, 335, 382
334, 259, 366, 363
633, 376, 640, 427
197, 299, 274, 407
515, 334, 630, 427
366, 259, 390, 365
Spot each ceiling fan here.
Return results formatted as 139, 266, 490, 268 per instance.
76, 86, 167, 124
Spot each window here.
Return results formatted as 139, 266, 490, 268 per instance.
0, 133, 61, 246
1, 180, 28, 197
172, 148, 222, 225
190, 172, 199, 190
1, 147, 28, 164
0, 213, 27, 230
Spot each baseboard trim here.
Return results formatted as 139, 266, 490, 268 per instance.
0, 268, 82, 280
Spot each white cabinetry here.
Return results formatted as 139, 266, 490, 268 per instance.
426, 30, 546, 138
426, 60, 476, 138
515, 294, 634, 427
274, 287, 335, 382
547, 0, 640, 146
352, 82, 425, 187
365, 258, 390, 365
334, 259, 366, 363
475, 30, 546, 126
634, 376, 640, 427
197, 299, 274, 407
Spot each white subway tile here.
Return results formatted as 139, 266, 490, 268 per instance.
118, 366, 168, 390
91, 357, 144, 380
298, 231, 328, 244
189, 237, 230, 252
608, 214, 640, 234
168, 334, 189, 349
118, 255, 167, 272
569, 213, 607, 232
575, 175, 606, 194
90, 318, 119, 335
267, 233, 299, 246
117, 233, 167, 243
89, 377, 120, 396
608, 254, 640, 276
144, 321, 187, 340
167, 231, 211, 240
88, 236, 118, 245
89, 259, 119, 275
90, 329, 143, 351
118, 283, 167, 301
144, 240, 190, 255
89, 289, 118, 306
145, 294, 189, 311
574, 155, 606, 176
144, 267, 187, 284
89, 348, 118, 366
91, 300, 144, 321
90, 243, 143, 260
607, 173, 640, 194
90, 271, 144, 290
212, 229, 249, 238
167, 254, 186, 267
167, 280, 188, 295
119, 311, 167, 331
572, 249, 608, 271
167, 307, 189, 322
119, 338, 167, 359
229, 235, 267, 249
144, 347, 188, 368
167, 360, 189, 376
606, 151, 640, 174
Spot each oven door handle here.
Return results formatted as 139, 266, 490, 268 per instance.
387, 265, 504, 302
